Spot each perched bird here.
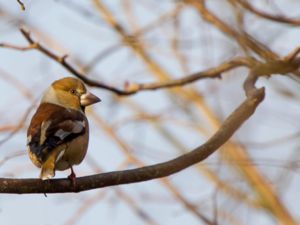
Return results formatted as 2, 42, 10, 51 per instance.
27, 77, 101, 180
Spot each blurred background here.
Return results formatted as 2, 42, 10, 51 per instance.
1, 0, 300, 224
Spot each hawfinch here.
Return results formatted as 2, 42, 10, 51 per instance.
27, 77, 100, 180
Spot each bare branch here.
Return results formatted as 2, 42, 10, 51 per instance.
2, 28, 299, 97
124, 57, 253, 93
0, 82, 265, 194
0, 43, 34, 51
235, 0, 300, 26
16, 0, 25, 11
243, 71, 258, 97
184, 0, 278, 60
0, 28, 253, 96
284, 46, 300, 62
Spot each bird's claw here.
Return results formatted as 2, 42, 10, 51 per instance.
68, 167, 77, 187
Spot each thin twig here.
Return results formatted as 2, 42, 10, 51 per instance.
0, 43, 34, 51
0, 105, 34, 146
16, 0, 25, 11
235, 0, 300, 26
184, 0, 278, 60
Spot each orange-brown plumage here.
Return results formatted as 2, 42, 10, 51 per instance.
27, 77, 100, 180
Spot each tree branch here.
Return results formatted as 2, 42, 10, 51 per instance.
0, 28, 253, 95
16, 0, 25, 11
235, 0, 300, 26
184, 0, 278, 60
0, 79, 265, 194
2, 28, 300, 94
0, 43, 34, 51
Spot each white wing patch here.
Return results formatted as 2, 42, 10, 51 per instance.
40, 120, 52, 145
54, 120, 85, 140
55, 149, 66, 163
72, 120, 85, 133
55, 129, 71, 140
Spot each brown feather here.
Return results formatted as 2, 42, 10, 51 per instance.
27, 103, 89, 171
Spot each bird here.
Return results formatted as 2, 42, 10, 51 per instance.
27, 77, 101, 181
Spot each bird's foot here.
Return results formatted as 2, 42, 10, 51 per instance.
68, 166, 77, 187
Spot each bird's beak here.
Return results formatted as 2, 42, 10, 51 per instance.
80, 92, 101, 106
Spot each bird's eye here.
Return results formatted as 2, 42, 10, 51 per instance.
70, 89, 76, 95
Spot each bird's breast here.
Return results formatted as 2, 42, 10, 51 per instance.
55, 129, 89, 171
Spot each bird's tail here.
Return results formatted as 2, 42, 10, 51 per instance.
40, 155, 56, 180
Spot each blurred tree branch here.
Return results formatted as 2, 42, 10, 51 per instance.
16, 0, 25, 11
184, 0, 277, 60
235, 0, 300, 26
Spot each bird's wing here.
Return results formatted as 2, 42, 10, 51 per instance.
27, 103, 87, 163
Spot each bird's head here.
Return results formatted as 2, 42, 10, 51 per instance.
42, 77, 101, 111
